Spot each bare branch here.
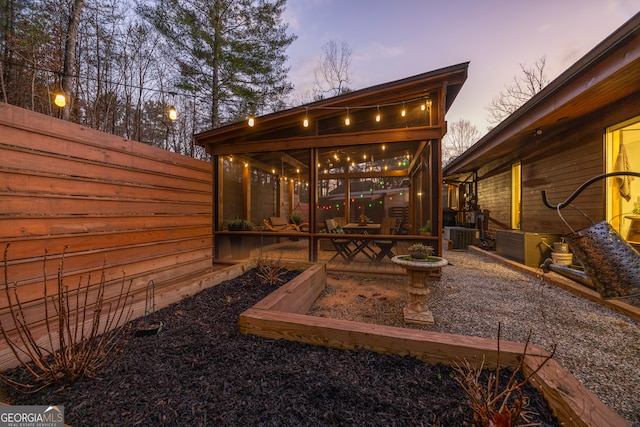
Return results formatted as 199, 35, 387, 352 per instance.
442, 119, 480, 165
314, 39, 354, 97
485, 56, 548, 126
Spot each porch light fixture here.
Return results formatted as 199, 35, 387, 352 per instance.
422, 97, 432, 111
344, 107, 350, 126
54, 92, 66, 108
168, 106, 178, 120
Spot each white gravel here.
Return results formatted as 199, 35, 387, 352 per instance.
428, 249, 640, 426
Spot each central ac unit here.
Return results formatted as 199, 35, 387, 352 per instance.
444, 227, 479, 249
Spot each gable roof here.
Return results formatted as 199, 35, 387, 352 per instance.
444, 12, 640, 177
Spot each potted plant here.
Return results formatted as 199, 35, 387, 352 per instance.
290, 212, 303, 226
227, 218, 254, 259
407, 243, 434, 260
228, 217, 254, 231
420, 220, 431, 235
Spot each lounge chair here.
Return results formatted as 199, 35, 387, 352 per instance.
263, 216, 308, 232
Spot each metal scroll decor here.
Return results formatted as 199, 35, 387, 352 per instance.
562, 221, 640, 298
542, 172, 640, 298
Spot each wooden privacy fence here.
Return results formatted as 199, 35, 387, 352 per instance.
0, 103, 213, 370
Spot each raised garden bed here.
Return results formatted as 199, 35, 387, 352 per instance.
239, 260, 629, 427
0, 259, 628, 426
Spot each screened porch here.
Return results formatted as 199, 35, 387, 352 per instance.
195, 63, 469, 273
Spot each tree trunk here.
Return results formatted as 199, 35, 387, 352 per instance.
61, 0, 84, 121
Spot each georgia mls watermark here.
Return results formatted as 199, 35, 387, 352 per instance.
0, 405, 64, 427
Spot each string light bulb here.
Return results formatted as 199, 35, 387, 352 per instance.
54, 92, 66, 108
168, 106, 178, 120
303, 107, 309, 127
344, 107, 350, 126
375, 105, 381, 122
401, 102, 406, 117
247, 115, 255, 127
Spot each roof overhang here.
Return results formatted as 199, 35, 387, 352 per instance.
195, 62, 469, 154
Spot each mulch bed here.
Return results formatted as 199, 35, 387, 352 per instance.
2, 269, 558, 426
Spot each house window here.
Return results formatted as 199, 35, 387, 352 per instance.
606, 116, 640, 243
511, 163, 521, 229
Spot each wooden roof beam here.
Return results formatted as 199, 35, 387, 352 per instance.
205, 126, 444, 155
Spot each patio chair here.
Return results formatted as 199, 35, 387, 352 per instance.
263, 216, 307, 232
324, 219, 353, 261
374, 218, 401, 261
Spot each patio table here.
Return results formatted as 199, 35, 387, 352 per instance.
341, 223, 380, 260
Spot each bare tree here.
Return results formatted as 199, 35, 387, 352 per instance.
485, 56, 548, 126
314, 39, 353, 98
442, 119, 480, 165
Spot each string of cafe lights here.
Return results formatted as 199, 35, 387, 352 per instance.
5, 60, 433, 125
246, 96, 432, 128
2, 60, 203, 121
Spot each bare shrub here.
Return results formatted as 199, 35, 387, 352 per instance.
0, 244, 134, 393
256, 255, 288, 286
452, 324, 556, 426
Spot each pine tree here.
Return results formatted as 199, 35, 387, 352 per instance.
139, 0, 296, 129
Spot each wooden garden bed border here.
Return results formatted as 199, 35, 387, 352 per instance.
239, 260, 629, 427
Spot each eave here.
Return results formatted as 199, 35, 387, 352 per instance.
195, 62, 469, 151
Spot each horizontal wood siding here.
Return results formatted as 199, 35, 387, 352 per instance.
0, 104, 213, 370
477, 161, 511, 234
522, 132, 603, 233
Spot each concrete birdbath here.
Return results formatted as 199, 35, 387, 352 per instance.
391, 254, 448, 325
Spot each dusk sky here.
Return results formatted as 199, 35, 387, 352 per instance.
283, 1, 640, 135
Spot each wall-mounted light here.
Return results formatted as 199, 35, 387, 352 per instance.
168, 106, 178, 120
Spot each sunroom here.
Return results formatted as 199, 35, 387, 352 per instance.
195, 63, 468, 272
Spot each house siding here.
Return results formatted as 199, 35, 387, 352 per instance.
477, 162, 511, 234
